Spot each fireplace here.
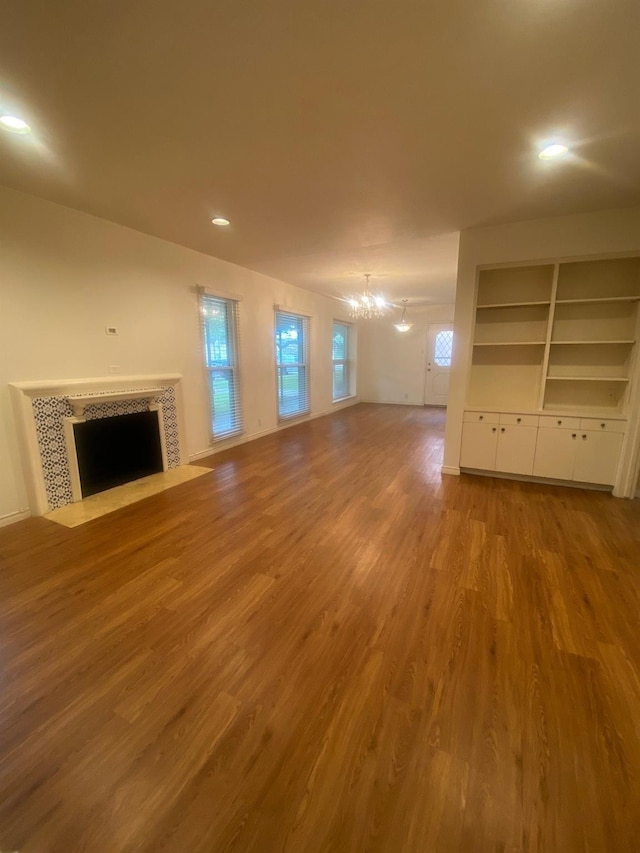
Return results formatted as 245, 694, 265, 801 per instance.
73, 410, 164, 498
9, 374, 186, 516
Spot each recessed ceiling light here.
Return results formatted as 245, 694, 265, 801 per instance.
0, 115, 31, 134
538, 143, 569, 160
211, 217, 230, 227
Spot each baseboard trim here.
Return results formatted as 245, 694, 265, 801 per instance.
359, 398, 423, 406
0, 508, 31, 528
189, 399, 360, 463
460, 468, 611, 492
441, 466, 460, 476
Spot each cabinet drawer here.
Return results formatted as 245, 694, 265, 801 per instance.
499, 413, 539, 427
579, 418, 625, 433
538, 415, 581, 429
463, 411, 500, 424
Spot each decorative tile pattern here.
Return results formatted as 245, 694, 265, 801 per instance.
31, 385, 180, 510
84, 398, 149, 420
157, 387, 181, 469
32, 396, 74, 509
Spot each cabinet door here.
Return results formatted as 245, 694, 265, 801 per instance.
573, 430, 623, 485
533, 428, 577, 480
495, 425, 538, 475
460, 422, 498, 470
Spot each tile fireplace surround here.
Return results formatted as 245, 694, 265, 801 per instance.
9, 374, 187, 516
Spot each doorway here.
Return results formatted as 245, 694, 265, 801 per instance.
424, 324, 453, 406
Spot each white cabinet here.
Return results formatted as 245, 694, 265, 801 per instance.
533, 428, 578, 480
461, 415, 538, 475
495, 424, 538, 475
573, 430, 623, 485
463, 410, 626, 486
533, 426, 623, 485
460, 422, 498, 469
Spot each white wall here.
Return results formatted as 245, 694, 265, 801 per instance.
443, 205, 640, 476
358, 304, 455, 405
0, 186, 356, 525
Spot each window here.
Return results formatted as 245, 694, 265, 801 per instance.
201, 294, 242, 439
275, 310, 310, 419
332, 321, 351, 400
433, 329, 453, 366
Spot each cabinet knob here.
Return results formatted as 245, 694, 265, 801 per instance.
517, 417, 522, 423
582, 434, 587, 439
479, 415, 484, 420
557, 420, 562, 425
600, 423, 606, 428
501, 427, 506, 432
572, 434, 577, 438
492, 427, 497, 432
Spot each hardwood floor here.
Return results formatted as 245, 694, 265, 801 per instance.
1, 403, 639, 852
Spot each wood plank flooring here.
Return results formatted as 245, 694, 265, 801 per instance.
1, 403, 639, 852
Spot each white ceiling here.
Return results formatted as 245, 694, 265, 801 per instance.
1, 1, 638, 304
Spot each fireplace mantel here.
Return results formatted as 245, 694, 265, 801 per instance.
9, 374, 186, 517
10, 374, 182, 398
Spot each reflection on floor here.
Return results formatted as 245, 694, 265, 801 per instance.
44, 466, 213, 527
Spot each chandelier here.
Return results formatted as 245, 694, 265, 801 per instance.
348, 274, 387, 320
394, 299, 413, 333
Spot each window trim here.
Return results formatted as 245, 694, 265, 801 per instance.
200, 292, 243, 442
274, 309, 310, 421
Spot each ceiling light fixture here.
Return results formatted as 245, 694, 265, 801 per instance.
538, 142, 569, 160
394, 299, 413, 333
348, 274, 387, 320
0, 115, 31, 134
211, 217, 230, 226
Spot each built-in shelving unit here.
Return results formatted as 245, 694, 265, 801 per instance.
556, 296, 640, 305
476, 301, 551, 309
474, 341, 545, 347
546, 376, 630, 382
469, 265, 554, 410
550, 340, 635, 345
462, 257, 640, 489
468, 257, 640, 415
543, 258, 640, 413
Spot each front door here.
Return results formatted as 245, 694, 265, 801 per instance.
424, 324, 453, 406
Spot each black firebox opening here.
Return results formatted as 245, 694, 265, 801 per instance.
74, 410, 164, 498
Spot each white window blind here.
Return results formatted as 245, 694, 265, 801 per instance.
332, 321, 351, 400
275, 310, 310, 419
201, 293, 243, 440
